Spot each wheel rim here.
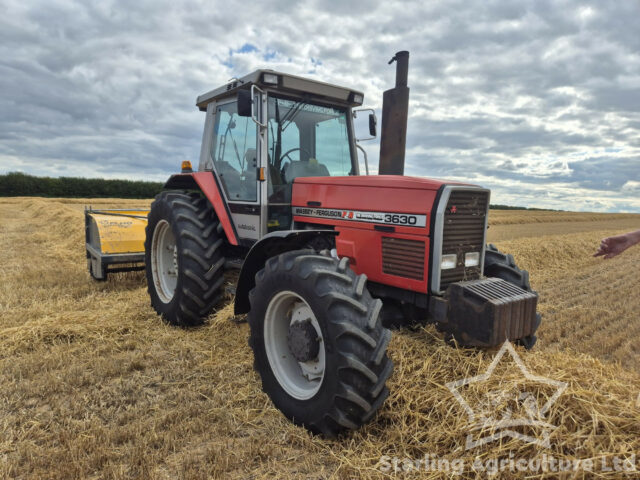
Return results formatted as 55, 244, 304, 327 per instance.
264, 290, 325, 400
151, 220, 178, 303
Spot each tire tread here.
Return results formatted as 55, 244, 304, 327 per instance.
247, 250, 393, 437
145, 191, 225, 326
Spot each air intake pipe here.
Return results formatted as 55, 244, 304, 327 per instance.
378, 51, 410, 176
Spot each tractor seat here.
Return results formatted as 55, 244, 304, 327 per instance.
283, 159, 330, 184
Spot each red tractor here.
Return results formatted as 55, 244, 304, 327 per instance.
91, 51, 540, 436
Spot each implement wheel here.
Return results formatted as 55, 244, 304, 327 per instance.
145, 191, 225, 326
248, 250, 393, 437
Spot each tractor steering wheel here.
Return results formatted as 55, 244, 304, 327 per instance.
279, 147, 313, 174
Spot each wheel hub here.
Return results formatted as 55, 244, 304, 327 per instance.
151, 219, 178, 303
287, 320, 320, 362
263, 291, 325, 400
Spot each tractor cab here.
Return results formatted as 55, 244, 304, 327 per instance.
195, 70, 372, 240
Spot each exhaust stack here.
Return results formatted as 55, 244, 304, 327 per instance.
378, 51, 410, 176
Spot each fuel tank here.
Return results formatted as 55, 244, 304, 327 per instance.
291, 175, 475, 293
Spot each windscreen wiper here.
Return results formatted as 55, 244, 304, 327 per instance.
281, 95, 310, 132
215, 115, 244, 170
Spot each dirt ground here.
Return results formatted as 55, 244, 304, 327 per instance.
1, 197, 640, 479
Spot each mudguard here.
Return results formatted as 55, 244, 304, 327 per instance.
164, 171, 238, 246
234, 230, 338, 315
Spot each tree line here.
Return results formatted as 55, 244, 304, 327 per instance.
0, 171, 554, 209
0, 172, 164, 199
489, 203, 558, 211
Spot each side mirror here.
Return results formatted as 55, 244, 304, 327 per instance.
237, 89, 252, 117
353, 108, 377, 141
369, 113, 377, 137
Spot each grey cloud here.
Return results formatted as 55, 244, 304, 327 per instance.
587, 87, 640, 113
0, 0, 639, 212
567, 156, 640, 191
497, 160, 525, 172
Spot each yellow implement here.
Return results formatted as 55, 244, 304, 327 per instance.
85, 207, 149, 280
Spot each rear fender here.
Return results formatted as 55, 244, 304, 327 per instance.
164, 172, 238, 246
234, 230, 338, 315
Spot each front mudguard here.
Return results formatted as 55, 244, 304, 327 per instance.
234, 230, 337, 315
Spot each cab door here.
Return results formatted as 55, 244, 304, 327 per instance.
206, 94, 264, 244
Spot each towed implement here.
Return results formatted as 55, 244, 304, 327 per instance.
86, 51, 541, 436
85, 207, 148, 280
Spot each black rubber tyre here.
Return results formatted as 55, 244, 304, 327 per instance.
248, 250, 393, 437
145, 191, 225, 326
484, 244, 541, 349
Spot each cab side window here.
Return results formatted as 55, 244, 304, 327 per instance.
316, 116, 351, 176
210, 101, 257, 202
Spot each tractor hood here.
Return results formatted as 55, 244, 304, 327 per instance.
295, 175, 473, 191
291, 175, 478, 235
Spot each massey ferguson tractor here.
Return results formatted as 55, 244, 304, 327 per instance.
85, 51, 540, 436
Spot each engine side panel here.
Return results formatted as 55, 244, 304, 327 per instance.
292, 178, 439, 293
334, 227, 430, 292
291, 180, 438, 236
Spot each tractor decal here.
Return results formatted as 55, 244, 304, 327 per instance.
293, 206, 427, 227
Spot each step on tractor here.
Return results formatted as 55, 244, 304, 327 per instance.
85, 51, 541, 436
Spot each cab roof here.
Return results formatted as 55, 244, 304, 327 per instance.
195, 69, 364, 111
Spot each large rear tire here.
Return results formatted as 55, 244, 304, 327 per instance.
145, 191, 225, 326
484, 244, 541, 349
248, 250, 393, 437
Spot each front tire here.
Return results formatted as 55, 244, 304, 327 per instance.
145, 191, 225, 326
248, 250, 393, 437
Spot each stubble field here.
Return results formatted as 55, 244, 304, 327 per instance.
1, 197, 640, 479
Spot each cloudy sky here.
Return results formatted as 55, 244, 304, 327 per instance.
1, 0, 639, 211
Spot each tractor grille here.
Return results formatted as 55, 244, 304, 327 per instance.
382, 237, 425, 280
440, 189, 489, 289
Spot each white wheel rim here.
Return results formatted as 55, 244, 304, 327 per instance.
151, 220, 178, 303
264, 290, 325, 400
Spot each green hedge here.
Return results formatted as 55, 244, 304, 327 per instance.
489, 204, 557, 211
0, 172, 553, 209
0, 172, 164, 199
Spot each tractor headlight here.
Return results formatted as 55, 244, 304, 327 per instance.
465, 252, 480, 267
441, 254, 457, 270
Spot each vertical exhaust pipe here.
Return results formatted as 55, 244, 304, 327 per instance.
378, 51, 410, 176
